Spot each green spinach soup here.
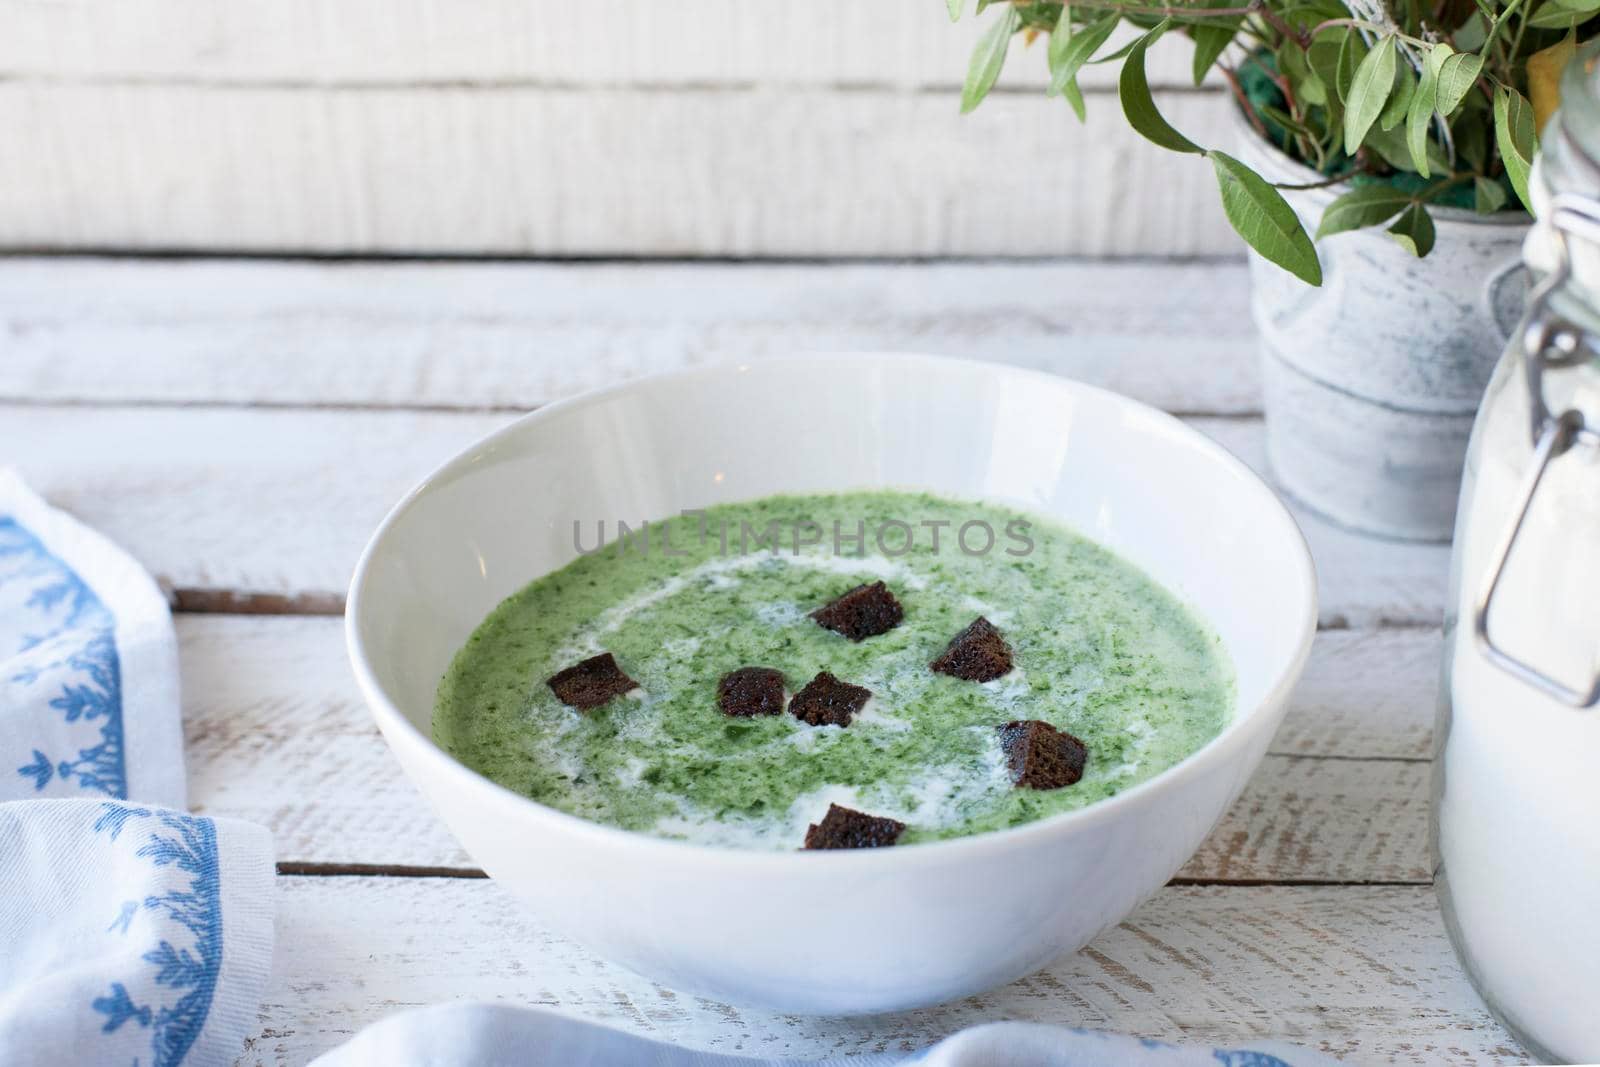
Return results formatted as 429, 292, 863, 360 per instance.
433, 491, 1233, 850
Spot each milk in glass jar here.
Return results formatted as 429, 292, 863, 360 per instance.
1434, 40, 1600, 1064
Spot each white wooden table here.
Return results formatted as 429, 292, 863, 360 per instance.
1, 257, 1528, 1065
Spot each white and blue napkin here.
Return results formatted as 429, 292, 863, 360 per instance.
314, 1004, 1344, 1067
0, 470, 274, 1067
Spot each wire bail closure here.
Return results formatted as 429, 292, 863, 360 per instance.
1471, 193, 1600, 709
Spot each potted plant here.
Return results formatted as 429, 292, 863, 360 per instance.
950, 0, 1584, 540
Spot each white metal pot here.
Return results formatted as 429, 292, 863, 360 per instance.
1232, 111, 1530, 542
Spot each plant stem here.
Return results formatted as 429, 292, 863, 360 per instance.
1418, 172, 1477, 200
1252, 0, 1312, 48
1507, 0, 1532, 72
1056, 0, 1260, 17
1308, 17, 1429, 47
1274, 165, 1372, 189
1269, 67, 1318, 164
1058, 0, 1305, 40
1479, 0, 1527, 59
1221, 65, 1272, 139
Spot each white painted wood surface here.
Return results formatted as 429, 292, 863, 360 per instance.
0, 1, 1239, 255
0, 0, 1208, 90
256, 879, 1520, 1066
1, 404, 1448, 627
0, 85, 1235, 255
0, 256, 1517, 1063
0, 259, 1259, 414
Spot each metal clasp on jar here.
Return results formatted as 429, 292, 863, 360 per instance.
1473, 193, 1600, 708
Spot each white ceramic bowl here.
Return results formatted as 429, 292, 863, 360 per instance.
346, 353, 1317, 1015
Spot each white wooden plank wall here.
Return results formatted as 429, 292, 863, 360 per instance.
0, 0, 1238, 255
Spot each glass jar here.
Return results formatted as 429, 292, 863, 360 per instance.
1433, 41, 1600, 1064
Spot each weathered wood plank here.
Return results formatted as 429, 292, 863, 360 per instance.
247, 877, 1519, 1065
1195, 420, 1452, 631
181, 616, 1435, 881
0, 258, 1259, 415
1182, 757, 1427, 884
0, 0, 1214, 91
0, 84, 1238, 255
3, 406, 1450, 626
1280, 627, 1440, 761
0, 405, 505, 608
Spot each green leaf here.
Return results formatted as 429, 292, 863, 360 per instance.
1298, 37, 1340, 111
947, 0, 964, 21
1049, 11, 1118, 98
1388, 201, 1437, 257
1344, 37, 1397, 151
1435, 50, 1485, 115
1456, 8, 1490, 50
1455, 111, 1488, 170
1528, 0, 1600, 28
1189, 3, 1238, 86
1379, 62, 1415, 131
1316, 185, 1415, 238
1119, 22, 1205, 154
1324, 120, 1345, 160
961, 6, 1020, 114
1048, 5, 1073, 73
1302, 73, 1331, 108
1280, 43, 1328, 107
1210, 150, 1322, 285
1307, 35, 1343, 91
1261, 103, 1319, 144
1474, 175, 1509, 214
1405, 44, 1450, 177
1365, 121, 1449, 174
1087, 35, 1141, 64
1302, 0, 1352, 19
1336, 32, 1368, 104
1495, 85, 1537, 209
1191, 25, 1234, 85
1061, 75, 1087, 120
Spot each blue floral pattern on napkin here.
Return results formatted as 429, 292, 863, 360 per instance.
0, 516, 126, 798
91, 803, 222, 1067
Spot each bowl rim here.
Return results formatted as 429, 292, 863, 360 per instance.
345, 351, 1318, 870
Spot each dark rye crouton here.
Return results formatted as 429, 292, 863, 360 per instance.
547, 652, 638, 711
930, 616, 1014, 682
788, 671, 871, 727
998, 720, 1087, 790
803, 803, 906, 849
717, 667, 786, 718
811, 581, 904, 641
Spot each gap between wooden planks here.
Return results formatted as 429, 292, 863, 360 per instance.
246, 877, 1520, 1067
180, 616, 1441, 883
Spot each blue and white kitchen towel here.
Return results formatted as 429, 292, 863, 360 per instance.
0, 470, 274, 1067
314, 1004, 1345, 1067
